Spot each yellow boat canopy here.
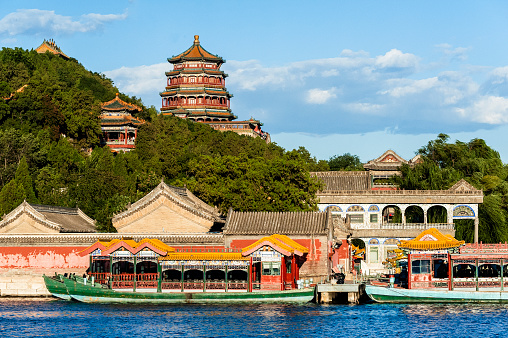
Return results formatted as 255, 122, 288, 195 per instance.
79, 238, 175, 257
241, 234, 309, 257
399, 228, 465, 251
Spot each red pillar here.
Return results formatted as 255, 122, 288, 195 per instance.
124, 129, 127, 145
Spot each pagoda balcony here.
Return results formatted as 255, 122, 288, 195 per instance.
161, 103, 230, 110
106, 139, 136, 145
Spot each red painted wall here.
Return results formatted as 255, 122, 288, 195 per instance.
0, 247, 89, 269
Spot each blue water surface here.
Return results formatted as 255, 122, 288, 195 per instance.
0, 299, 507, 337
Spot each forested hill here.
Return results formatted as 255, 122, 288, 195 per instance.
0, 47, 326, 232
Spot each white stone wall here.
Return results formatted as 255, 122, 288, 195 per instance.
0, 269, 81, 297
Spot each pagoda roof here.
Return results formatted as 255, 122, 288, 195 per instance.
35, 39, 69, 59
161, 108, 234, 118
165, 69, 226, 76
161, 87, 231, 97
168, 35, 224, 65
102, 93, 142, 113
241, 234, 309, 257
100, 114, 145, 126
399, 228, 464, 251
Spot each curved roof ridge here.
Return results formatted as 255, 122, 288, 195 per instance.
168, 35, 224, 65
0, 201, 62, 232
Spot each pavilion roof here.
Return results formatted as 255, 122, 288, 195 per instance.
398, 228, 465, 251
168, 35, 224, 65
35, 39, 69, 59
100, 114, 145, 126
241, 234, 309, 257
79, 238, 175, 256
102, 93, 142, 113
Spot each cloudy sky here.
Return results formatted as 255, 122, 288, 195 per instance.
2, 1, 508, 162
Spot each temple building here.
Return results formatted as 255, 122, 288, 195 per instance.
35, 39, 69, 59
311, 150, 483, 275
0, 202, 96, 234
363, 150, 421, 189
100, 93, 145, 152
160, 35, 270, 142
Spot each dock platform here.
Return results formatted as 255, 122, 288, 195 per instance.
316, 283, 366, 304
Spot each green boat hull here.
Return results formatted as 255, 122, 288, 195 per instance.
43, 275, 71, 300
365, 285, 508, 303
62, 278, 315, 304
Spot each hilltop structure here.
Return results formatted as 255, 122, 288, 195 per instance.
160, 35, 270, 142
35, 39, 69, 59
100, 93, 145, 152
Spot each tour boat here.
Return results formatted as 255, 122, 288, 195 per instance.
365, 228, 508, 303
43, 274, 71, 300
44, 235, 316, 304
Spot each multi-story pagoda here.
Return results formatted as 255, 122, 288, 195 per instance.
35, 39, 69, 59
100, 93, 145, 152
160, 35, 269, 142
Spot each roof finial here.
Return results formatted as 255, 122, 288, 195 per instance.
194, 35, 199, 44
116, 92, 119, 97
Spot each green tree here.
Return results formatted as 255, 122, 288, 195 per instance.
328, 153, 364, 171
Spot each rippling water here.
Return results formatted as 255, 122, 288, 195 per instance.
1, 299, 508, 337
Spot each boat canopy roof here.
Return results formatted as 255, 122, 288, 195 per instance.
399, 228, 464, 251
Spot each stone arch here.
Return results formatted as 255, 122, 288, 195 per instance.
405, 205, 424, 223
326, 205, 342, 212
382, 205, 402, 224
347, 205, 365, 212
453, 205, 475, 218
428, 205, 447, 223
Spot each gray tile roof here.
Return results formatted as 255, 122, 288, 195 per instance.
223, 211, 330, 235
31, 204, 96, 233
310, 171, 371, 191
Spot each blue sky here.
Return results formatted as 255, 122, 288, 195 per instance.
2, 1, 508, 162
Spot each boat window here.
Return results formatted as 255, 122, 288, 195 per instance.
453, 264, 476, 278
433, 259, 449, 278
262, 262, 281, 276
478, 264, 501, 278
411, 260, 430, 274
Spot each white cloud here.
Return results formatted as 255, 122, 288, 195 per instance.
0, 9, 127, 36
104, 62, 168, 94
436, 43, 471, 61
375, 49, 419, 69
380, 77, 439, 97
458, 96, 508, 124
344, 102, 385, 114
306, 88, 338, 104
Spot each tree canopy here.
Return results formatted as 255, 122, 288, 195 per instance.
393, 134, 508, 243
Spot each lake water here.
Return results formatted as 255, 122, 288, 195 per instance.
1, 299, 507, 337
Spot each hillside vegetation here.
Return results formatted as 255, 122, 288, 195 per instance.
0, 47, 323, 231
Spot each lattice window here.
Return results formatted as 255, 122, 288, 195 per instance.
453, 205, 475, 217
327, 205, 342, 212
368, 205, 379, 212
347, 205, 365, 212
